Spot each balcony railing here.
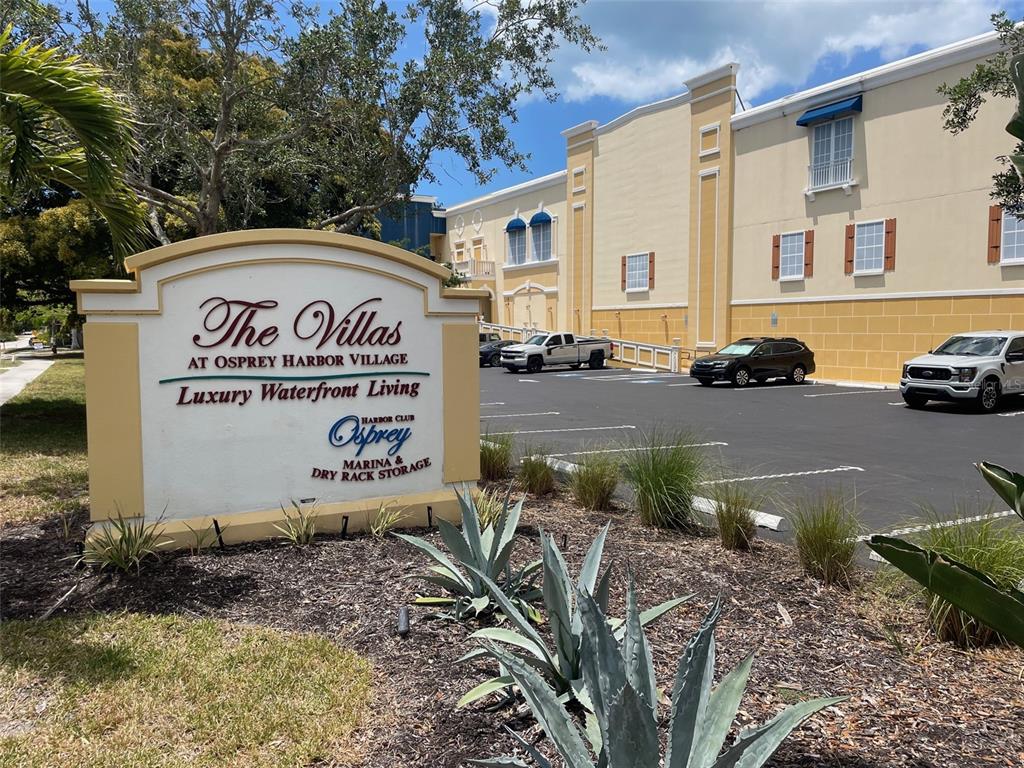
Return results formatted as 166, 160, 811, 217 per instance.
808, 158, 853, 191
451, 259, 495, 279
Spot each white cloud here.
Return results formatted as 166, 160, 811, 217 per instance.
551, 0, 1002, 105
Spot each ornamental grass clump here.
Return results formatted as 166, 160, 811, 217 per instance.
568, 454, 619, 510
621, 430, 707, 530
480, 433, 513, 481
710, 479, 769, 551
519, 449, 556, 496
790, 490, 860, 587
458, 524, 689, 708
395, 487, 541, 621
907, 504, 1024, 648
474, 487, 506, 530
75, 512, 171, 573
274, 501, 319, 546
471, 583, 845, 768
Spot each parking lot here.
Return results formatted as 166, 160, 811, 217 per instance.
479, 366, 1024, 538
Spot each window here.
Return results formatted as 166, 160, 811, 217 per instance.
471, 238, 484, 260
854, 220, 885, 273
934, 335, 1007, 357
530, 211, 552, 261
810, 117, 853, 189
564, 334, 575, 345
1001, 210, 1024, 264
1006, 337, 1024, 356
453, 241, 465, 261
546, 335, 562, 347
779, 232, 804, 280
625, 253, 648, 291
505, 218, 527, 264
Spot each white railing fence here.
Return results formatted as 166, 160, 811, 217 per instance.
808, 157, 852, 190
452, 259, 496, 279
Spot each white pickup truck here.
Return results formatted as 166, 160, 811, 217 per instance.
500, 332, 615, 373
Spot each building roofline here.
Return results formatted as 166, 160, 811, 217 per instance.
684, 62, 739, 92
731, 30, 1002, 130
596, 91, 691, 135
444, 169, 568, 215
561, 120, 599, 139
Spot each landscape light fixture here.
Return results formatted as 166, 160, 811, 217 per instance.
341, 515, 350, 540
212, 519, 226, 550
397, 605, 410, 637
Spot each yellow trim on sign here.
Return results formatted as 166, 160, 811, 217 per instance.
442, 323, 481, 484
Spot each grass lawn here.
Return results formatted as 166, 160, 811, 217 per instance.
0, 359, 22, 371
0, 613, 373, 767
0, 359, 88, 527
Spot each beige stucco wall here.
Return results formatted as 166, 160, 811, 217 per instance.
732, 57, 1024, 303
445, 177, 567, 328
592, 101, 691, 310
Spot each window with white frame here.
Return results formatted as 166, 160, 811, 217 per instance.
1001, 210, 1024, 264
471, 238, 484, 260
453, 241, 465, 261
626, 253, 648, 290
810, 117, 853, 188
531, 221, 551, 261
507, 228, 526, 264
854, 220, 885, 273
779, 232, 804, 280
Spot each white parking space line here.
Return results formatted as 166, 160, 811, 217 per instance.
667, 382, 701, 387
480, 411, 560, 419
547, 441, 728, 458
555, 373, 584, 377
481, 402, 505, 406
700, 466, 864, 485
804, 389, 891, 398
518, 378, 539, 382
998, 410, 1024, 417
489, 425, 637, 436
733, 384, 825, 392
888, 402, 906, 406
857, 508, 1019, 542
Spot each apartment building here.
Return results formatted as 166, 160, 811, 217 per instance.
442, 30, 1024, 383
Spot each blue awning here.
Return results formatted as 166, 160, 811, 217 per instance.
795, 95, 862, 127
529, 211, 551, 226
505, 217, 526, 231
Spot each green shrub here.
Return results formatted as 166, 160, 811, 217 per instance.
790, 490, 859, 587
620, 431, 707, 530
369, 499, 406, 539
479, 433, 513, 481
568, 453, 620, 510
274, 501, 318, 546
908, 505, 1024, 648
76, 512, 171, 573
518, 450, 556, 496
710, 480, 766, 551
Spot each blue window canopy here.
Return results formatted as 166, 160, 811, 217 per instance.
795, 95, 862, 127
529, 211, 551, 226
505, 217, 526, 232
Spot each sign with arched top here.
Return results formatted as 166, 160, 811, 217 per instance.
72, 230, 487, 546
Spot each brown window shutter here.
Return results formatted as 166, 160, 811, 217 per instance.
621, 255, 626, 290
648, 252, 655, 289
844, 224, 855, 275
884, 218, 897, 271
804, 229, 814, 278
988, 205, 1003, 264
771, 234, 780, 280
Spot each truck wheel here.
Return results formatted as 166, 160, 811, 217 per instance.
588, 352, 605, 370
975, 378, 1001, 413
901, 392, 928, 409
732, 367, 751, 387
527, 356, 543, 374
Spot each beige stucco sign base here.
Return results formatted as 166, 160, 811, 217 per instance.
71, 230, 488, 548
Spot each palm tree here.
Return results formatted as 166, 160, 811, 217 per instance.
0, 24, 150, 256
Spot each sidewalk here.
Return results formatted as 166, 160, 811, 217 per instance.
0, 359, 55, 406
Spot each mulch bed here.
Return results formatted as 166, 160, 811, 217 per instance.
2, 492, 1022, 767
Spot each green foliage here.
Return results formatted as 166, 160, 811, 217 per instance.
76, 512, 171, 573
183, 520, 220, 555
474, 486, 506, 531
710, 480, 766, 551
568, 453, 619, 511
480, 433, 514, 481
369, 499, 406, 539
867, 461, 1024, 649
621, 431, 707, 530
519, 451, 556, 496
471, 586, 845, 768
395, 486, 541, 622
459, 524, 690, 708
790, 490, 859, 587
273, 501, 319, 546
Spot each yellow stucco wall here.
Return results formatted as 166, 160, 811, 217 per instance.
732, 57, 1024, 303
591, 308, 687, 346
732, 294, 1024, 383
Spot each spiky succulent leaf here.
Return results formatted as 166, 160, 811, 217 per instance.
611, 594, 694, 641
436, 517, 476, 569
458, 675, 515, 708
490, 495, 525, 577
621, 579, 658, 710
594, 566, 613, 614
470, 627, 550, 661
665, 597, 721, 768
602, 683, 660, 768
688, 653, 755, 767
393, 533, 472, 589
468, 566, 558, 669
541, 531, 576, 677
578, 522, 611, 594
469, 725, 555, 768
976, 461, 1024, 518
712, 695, 846, 768
489, 646, 595, 768
578, 590, 629, 748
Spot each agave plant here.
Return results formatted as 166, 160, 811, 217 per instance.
395, 486, 541, 621
471, 585, 844, 768
868, 461, 1024, 648
459, 523, 691, 708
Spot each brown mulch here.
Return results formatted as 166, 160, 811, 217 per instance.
2, 493, 1022, 767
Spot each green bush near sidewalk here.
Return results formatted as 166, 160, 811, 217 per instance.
789, 489, 860, 587
479, 433, 513, 481
621, 430, 707, 530
568, 453, 620, 510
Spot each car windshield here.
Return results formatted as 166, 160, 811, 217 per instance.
525, 334, 548, 346
933, 336, 1007, 357
717, 342, 758, 356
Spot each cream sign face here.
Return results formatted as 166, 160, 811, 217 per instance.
73, 232, 483, 544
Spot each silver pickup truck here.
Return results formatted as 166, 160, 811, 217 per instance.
500, 332, 615, 373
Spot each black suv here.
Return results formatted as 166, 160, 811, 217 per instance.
690, 337, 816, 387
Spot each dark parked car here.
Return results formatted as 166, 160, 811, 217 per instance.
690, 337, 815, 387
480, 339, 516, 367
